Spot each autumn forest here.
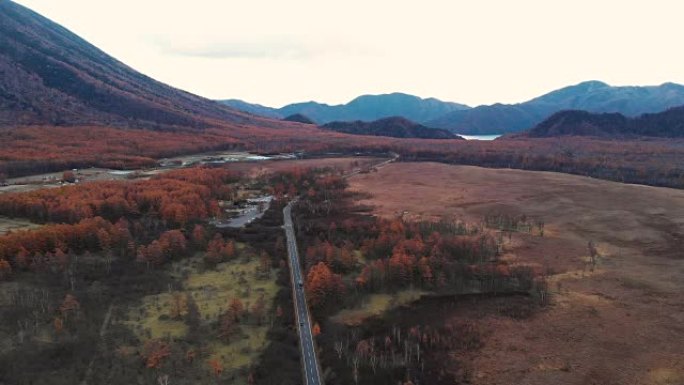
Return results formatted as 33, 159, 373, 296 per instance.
2, 1, 684, 384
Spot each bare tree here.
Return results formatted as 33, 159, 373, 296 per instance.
588, 241, 599, 271
334, 340, 344, 359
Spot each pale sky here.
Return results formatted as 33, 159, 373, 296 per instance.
14, 0, 684, 108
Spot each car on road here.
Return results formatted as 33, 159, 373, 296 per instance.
298, 279, 303, 287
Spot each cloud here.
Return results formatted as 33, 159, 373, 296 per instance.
151, 35, 354, 60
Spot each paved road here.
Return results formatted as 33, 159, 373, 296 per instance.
283, 201, 323, 385
281, 153, 397, 384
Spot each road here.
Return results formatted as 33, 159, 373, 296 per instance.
283, 201, 323, 385
281, 153, 397, 384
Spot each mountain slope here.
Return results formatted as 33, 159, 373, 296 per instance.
219, 99, 283, 119
427, 103, 542, 134
0, 0, 264, 129
337, 93, 470, 123
427, 81, 684, 134
282, 114, 315, 124
526, 81, 684, 116
321, 116, 461, 139
524, 106, 684, 138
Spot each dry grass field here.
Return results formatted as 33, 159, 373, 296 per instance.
349, 162, 684, 385
222, 156, 384, 178
0, 216, 41, 234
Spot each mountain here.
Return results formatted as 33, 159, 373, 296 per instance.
219, 99, 283, 119
523, 106, 684, 138
223, 93, 470, 125
223, 82, 684, 135
525, 81, 684, 115
426, 103, 540, 135
283, 114, 315, 124
427, 81, 684, 135
0, 0, 268, 129
321, 117, 461, 140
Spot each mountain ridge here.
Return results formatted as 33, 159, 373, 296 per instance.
521, 106, 684, 138
426, 81, 684, 134
0, 0, 276, 129
321, 116, 461, 140
222, 81, 684, 135
221, 92, 470, 126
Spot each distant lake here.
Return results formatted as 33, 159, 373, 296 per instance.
458, 134, 502, 140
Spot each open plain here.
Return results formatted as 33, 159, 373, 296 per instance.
349, 162, 684, 385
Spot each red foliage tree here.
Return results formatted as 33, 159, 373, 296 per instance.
62, 171, 76, 183
228, 298, 245, 321
205, 234, 225, 266
208, 359, 223, 377
305, 262, 345, 310
251, 295, 266, 325
142, 340, 171, 369
218, 312, 237, 342
191, 224, 206, 248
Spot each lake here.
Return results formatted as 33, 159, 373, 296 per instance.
458, 134, 502, 140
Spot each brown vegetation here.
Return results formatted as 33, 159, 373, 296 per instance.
288, 167, 546, 384
350, 162, 684, 384
3, 123, 683, 191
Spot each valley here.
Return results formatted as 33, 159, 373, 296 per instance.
1, 0, 683, 384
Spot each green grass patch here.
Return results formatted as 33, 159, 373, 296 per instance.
331, 289, 426, 326
122, 250, 279, 375
0, 216, 42, 235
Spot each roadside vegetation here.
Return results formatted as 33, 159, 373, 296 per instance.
0, 160, 390, 385
288, 170, 549, 384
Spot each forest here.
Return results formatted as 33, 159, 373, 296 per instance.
0, 126, 242, 178
3, 125, 683, 189
1, 140, 679, 384
0, 163, 347, 385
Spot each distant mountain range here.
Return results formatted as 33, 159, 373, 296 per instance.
522, 106, 684, 138
427, 81, 684, 134
322, 117, 460, 140
220, 93, 470, 127
7, 0, 682, 138
222, 81, 684, 135
0, 0, 269, 129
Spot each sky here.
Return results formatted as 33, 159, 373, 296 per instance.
14, 0, 684, 108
